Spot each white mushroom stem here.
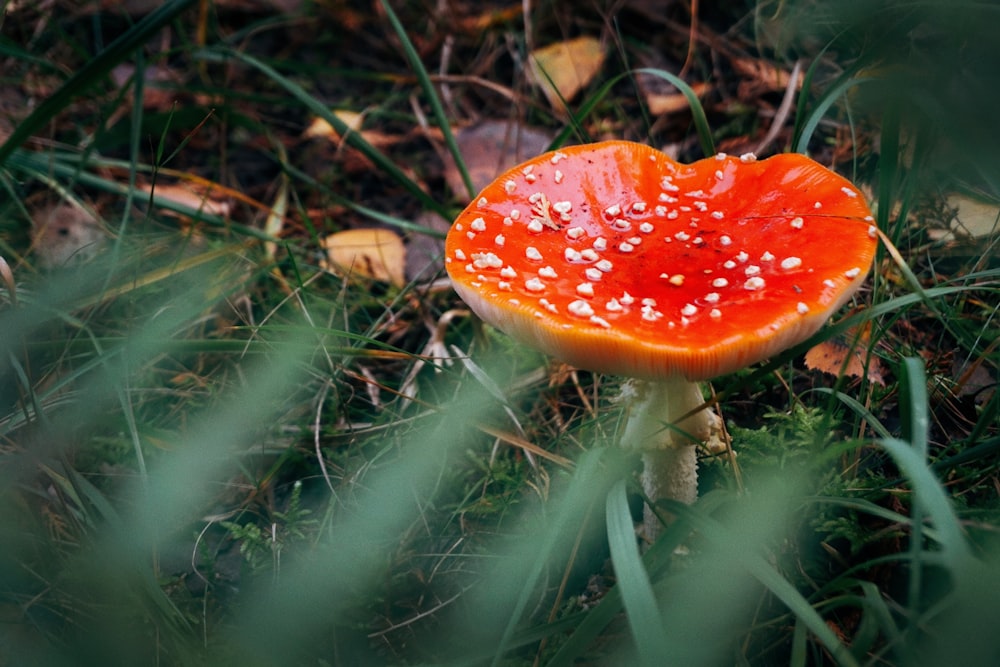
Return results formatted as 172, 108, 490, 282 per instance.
619, 377, 719, 539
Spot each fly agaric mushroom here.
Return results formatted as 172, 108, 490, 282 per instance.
445, 140, 877, 538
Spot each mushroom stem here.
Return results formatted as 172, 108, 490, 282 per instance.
620, 377, 715, 538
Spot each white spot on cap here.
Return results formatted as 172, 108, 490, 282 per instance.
712, 278, 728, 288
577, 249, 597, 262
693, 201, 708, 212
510, 209, 521, 220
736, 251, 749, 263
719, 235, 732, 246
470, 217, 486, 232
526, 246, 542, 261
525, 277, 546, 292
605, 298, 623, 312
715, 169, 724, 180
704, 292, 720, 303
565, 248, 583, 262
538, 266, 558, 279
823, 279, 837, 288
744, 276, 766, 290
494, 234, 505, 247
500, 266, 517, 279
477, 197, 488, 207
660, 176, 679, 192
605, 204, 622, 217
790, 217, 804, 229
640, 305, 663, 321
780, 256, 802, 270
739, 152, 757, 163
715, 152, 727, 160
868, 225, 877, 238
711, 211, 724, 220
585, 267, 602, 281
632, 202, 647, 213
797, 302, 809, 314
841, 187, 857, 198
681, 303, 697, 316
675, 231, 691, 242
498, 281, 511, 291
551, 151, 567, 163
540, 298, 557, 313
590, 315, 611, 328
760, 251, 775, 262
553, 200, 573, 214
567, 226, 586, 239
527, 219, 544, 233
611, 219, 632, 231
568, 300, 595, 317
814, 201, 822, 209
639, 222, 654, 233
471, 252, 503, 269
845, 267, 862, 278
745, 265, 761, 276
619, 242, 635, 252
504, 180, 516, 194
723, 260, 737, 269
620, 292, 635, 305
554, 170, 564, 184
710, 308, 722, 318
593, 237, 608, 251
654, 205, 668, 216
454, 249, 467, 261
596, 259, 613, 272
668, 274, 685, 286
576, 282, 595, 297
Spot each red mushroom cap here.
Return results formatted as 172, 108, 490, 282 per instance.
445, 141, 877, 381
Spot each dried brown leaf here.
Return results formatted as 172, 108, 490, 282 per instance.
31, 204, 108, 269
805, 333, 886, 386
442, 121, 554, 201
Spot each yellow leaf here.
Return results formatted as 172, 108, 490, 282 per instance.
321, 228, 406, 287
303, 109, 364, 140
141, 183, 231, 218
529, 36, 605, 109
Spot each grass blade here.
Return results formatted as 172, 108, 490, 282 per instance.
605, 479, 669, 666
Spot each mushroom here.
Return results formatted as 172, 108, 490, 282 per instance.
444, 141, 877, 538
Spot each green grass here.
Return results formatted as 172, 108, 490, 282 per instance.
1, 1, 999, 665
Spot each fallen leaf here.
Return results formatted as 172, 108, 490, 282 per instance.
730, 56, 803, 98
633, 50, 711, 116
952, 352, 997, 406
945, 194, 1000, 239
442, 121, 555, 201
529, 36, 605, 109
644, 81, 711, 115
805, 326, 886, 386
141, 183, 231, 219
111, 63, 182, 110
303, 109, 363, 140
31, 203, 108, 269
321, 228, 406, 287
303, 109, 398, 148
